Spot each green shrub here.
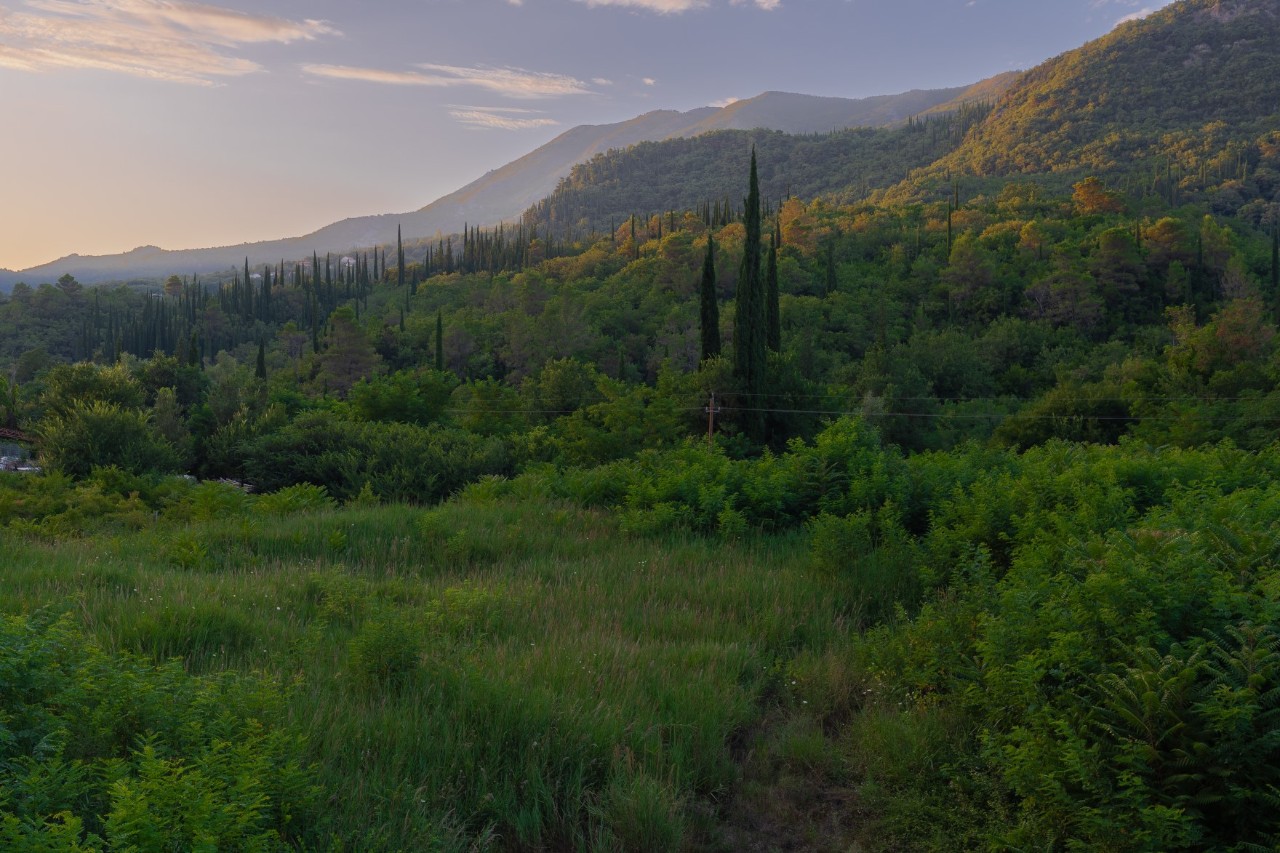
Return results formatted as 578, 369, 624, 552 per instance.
164, 532, 209, 570
39, 401, 179, 478
236, 412, 512, 503
256, 483, 336, 516
809, 504, 920, 622
0, 611, 318, 848
184, 480, 253, 522
301, 572, 369, 627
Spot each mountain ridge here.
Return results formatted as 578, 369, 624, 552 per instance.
0, 79, 1013, 289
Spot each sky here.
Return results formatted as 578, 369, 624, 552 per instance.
0, 0, 1174, 271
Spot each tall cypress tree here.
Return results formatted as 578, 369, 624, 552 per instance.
824, 238, 837, 297
766, 227, 780, 352
699, 235, 721, 361
733, 149, 766, 435
397, 225, 405, 292
255, 340, 267, 380
435, 309, 445, 372
1272, 213, 1279, 322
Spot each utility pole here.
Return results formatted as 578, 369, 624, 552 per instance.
705, 392, 722, 447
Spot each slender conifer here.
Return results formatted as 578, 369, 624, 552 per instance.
700, 235, 720, 361
435, 310, 445, 372
734, 149, 766, 436
766, 231, 780, 352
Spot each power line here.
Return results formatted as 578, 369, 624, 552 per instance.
438, 403, 1280, 424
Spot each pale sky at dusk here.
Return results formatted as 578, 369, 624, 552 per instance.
0, 0, 1174, 271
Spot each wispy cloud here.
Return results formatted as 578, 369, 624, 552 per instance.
300, 65, 430, 86
573, 0, 702, 11
1114, 6, 1163, 25
448, 106, 559, 130
1089, 0, 1174, 26
0, 0, 336, 85
571, 0, 778, 13
303, 62, 592, 99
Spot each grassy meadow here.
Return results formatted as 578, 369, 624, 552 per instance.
7, 428, 1280, 851
1, 481, 871, 851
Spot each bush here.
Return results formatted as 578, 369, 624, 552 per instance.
255, 483, 336, 515
38, 401, 179, 478
235, 411, 512, 503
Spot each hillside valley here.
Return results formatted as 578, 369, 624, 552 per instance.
4, 0, 1280, 851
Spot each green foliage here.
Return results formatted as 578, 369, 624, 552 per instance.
39, 401, 179, 478
809, 504, 920, 623
0, 611, 317, 849
255, 483, 336, 516
314, 306, 381, 396
348, 367, 456, 426
232, 410, 512, 503
844, 440, 1280, 849
346, 612, 422, 687
733, 150, 768, 438
36, 363, 145, 419
489, 416, 904, 537
699, 235, 721, 361
598, 772, 685, 852
186, 480, 253, 522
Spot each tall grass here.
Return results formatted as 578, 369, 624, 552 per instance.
1, 494, 854, 850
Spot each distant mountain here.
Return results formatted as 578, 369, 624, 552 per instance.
1, 80, 1011, 287
671, 82, 1015, 136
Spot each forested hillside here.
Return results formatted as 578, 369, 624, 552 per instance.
521, 102, 993, 239
5, 0, 1280, 849
895, 0, 1280, 206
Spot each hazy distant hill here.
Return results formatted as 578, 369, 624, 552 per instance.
0, 80, 1009, 289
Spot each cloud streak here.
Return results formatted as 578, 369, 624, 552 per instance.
571, 0, 779, 13
448, 106, 559, 130
1090, 0, 1174, 26
0, 0, 335, 85
303, 62, 592, 99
